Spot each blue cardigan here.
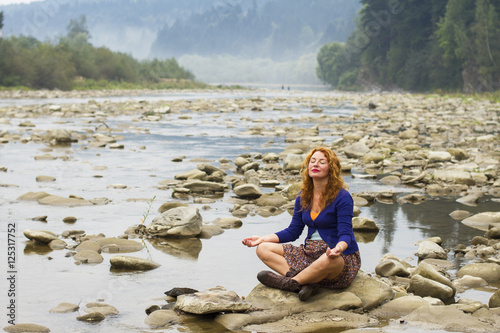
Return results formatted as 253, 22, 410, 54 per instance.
275, 188, 359, 255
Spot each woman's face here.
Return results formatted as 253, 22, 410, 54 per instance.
308, 151, 329, 180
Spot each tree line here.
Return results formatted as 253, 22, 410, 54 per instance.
316, 0, 500, 93
0, 15, 196, 91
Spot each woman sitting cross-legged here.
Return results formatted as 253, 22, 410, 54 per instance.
242, 147, 361, 301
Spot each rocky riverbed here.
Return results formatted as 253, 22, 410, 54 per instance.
0, 88, 499, 332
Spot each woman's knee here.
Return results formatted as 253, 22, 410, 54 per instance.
319, 255, 344, 272
256, 242, 281, 260
255, 242, 270, 259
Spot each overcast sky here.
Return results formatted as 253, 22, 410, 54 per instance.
0, 0, 43, 5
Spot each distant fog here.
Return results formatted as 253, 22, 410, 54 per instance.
178, 53, 323, 86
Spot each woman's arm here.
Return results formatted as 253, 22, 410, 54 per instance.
242, 234, 279, 247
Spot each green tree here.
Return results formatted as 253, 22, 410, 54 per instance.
66, 15, 91, 41
472, 0, 500, 90
31, 43, 76, 90
0, 11, 4, 31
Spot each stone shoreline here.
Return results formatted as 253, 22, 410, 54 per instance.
1, 89, 499, 333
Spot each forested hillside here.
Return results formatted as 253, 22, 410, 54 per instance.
316, 0, 500, 93
150, 0, 360, 60
0, 16, 197, 90
0, 0, 221, 59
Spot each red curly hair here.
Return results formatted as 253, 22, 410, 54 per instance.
299, 147, 347, 211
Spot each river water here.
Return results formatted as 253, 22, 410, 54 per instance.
0, 89, 497, 332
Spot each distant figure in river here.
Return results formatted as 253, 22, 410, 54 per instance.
242, 147, 361, 301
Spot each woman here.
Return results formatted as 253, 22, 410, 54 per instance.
242, 147, 361, 301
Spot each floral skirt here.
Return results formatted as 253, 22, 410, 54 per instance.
283, 239, 361, 289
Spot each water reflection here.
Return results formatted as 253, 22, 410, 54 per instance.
24, 241, 53, 255
368, 200, 400, 255
147, 238, 203, 260
354, 231, 379, 243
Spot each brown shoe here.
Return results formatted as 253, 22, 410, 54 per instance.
257, 270, 301, 292
298, 283, 319, 301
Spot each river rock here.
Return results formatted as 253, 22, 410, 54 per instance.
75, 240, 101, 253
415, 240, 447, 260
456, 194, 480, 206
233, 156, 249, 168
453, 275, 488, 291
489, 289, 500, 308
45, 129, 74, 143
35, 175, 56, 182
85, 302, 119, 316
433, 169, 473, 184
380, 175, 401, 185
282, 153, 304, 171
74, 250, 104, 264
397, 193, 427, 204
62, 216, 77, 223
462, 212, 500, 231
214, 217, 242, 229
411, 261, 454, 291
245, 283, 362, 317
399, 129, 418, 139
407, 275, 454, 303
48, 239, 67, 249
23, 229, 58, 243
174, 286, 251, 315
110, 255, 160, 270
158, 202, 188, 213
370, 295, 431, 318
233, 183, 262, 199
37, 195, 93, 207
230, 308, 377, 333
255, 193, 288, 207
49, 302, 79, 313
352, 196, 369, 207
471, 235, 489, 245
199, 225, 224, 238
144, 309, 180, 328
165, 287, 199, 298
17, 191, 51, 201
486, 227, 500, 239
375, 259, 410, 277
262, 152, 279, 163
76, 312, 105, 322
183, 180, 227, 193
456, 263, 500, 283
344, 142, 370, 158
198, 163, 226, 176
2, 323, 50, 332
352, 217, 379, 232
174, 169, 206, 180
241, 162, 259, 172
95, 238, 143, 252
449, 210, 471, 220
399, 304, 500, 332
428, 151, 452, 162
147, 206, 202, 237
344, 271, 394, 310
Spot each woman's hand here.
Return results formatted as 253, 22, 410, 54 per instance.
326, 242, 346, 258
242, 236, 263, 247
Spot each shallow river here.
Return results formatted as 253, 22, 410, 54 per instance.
0, 89, 497, 332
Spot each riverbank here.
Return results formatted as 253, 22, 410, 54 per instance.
0, 89, 499, 332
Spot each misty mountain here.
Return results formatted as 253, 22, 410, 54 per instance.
151, 0, 360, 61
